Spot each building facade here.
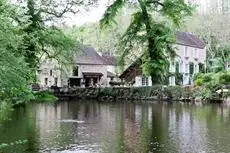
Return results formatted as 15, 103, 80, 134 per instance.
119, 32, 206, 86
37, 46, 115, 88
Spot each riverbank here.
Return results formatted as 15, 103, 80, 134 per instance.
54, 85, 226, 103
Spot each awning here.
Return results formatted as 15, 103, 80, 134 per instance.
82, 72, 103, 78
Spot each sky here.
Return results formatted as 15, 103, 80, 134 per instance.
64, 0, 108, 26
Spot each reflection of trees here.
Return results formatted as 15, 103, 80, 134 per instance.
150, 104, 165, 153
139, 103, 151, 153
116, 103, 125, 153
25, 105, 40, 153
0, 104, 40, 153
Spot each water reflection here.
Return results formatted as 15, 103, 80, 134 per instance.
1, 101, 230, 152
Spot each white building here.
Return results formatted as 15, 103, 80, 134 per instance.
119, 32, 206, 86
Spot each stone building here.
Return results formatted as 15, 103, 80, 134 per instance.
119, 31, 206, 86
101, 54, 119, 86
66, 46, 108, 87
37, 58, 62, 89
37, 46, 118, 88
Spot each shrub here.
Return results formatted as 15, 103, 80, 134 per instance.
33, 91, 58, 103
195, 78, 203, 86
219, 72, 230, 84
202, 73, 212, 83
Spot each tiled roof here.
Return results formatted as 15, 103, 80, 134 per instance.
176, 31, 205, 49
101, 55, 117, 65
75, 46, 105, 65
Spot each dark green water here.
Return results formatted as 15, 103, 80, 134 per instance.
1, 101, 230, 153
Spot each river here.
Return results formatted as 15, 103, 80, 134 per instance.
1, 100, 230, 153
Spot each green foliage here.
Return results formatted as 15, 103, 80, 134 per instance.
0, 140, 28, 150
0, 0, 92, 104
0, 0, 33, 104
0, 101, 13, 122
100, 0, 193, 85
73, 85, 186, 101
195, 79, 203, 86
193, 72, 230, 101
185, 12, 230, 73
33, 91, 58, 103
219, 73, 230, 85
100, 0, 125, 28
202, 74, 212, 83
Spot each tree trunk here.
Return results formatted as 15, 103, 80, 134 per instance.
138, 0, 159, 85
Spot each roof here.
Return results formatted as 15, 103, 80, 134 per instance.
107, 71, 116, 78
119, 58, 142, 79
102, 55, 117, 65
176, 31, 205, 49
75, 46, 105, 65
82, 72, 103, 76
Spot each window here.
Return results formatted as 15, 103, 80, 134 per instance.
142, 76, 149, 86
170, 61, 175, 73
73, 66, 78, 76
50, 70, 52, 76
55, 77, 58, 86
179, 62, 183, 73
176, 62, 180, 73
184, 46, 188, 57
189, 62, 194, 75
199, 63, 205, 73
45, 78, 48, 85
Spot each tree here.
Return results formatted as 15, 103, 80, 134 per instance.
0, 0, 32, 103
184, 5, 230, 72
100, 0, 193, 84
12, 0, 98, 69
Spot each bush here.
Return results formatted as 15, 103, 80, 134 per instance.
202, 73, 212, 83
219, 72, 230, 84
195, 78, 203, 86
33, 91, 58, 103
193, 71, 230, 101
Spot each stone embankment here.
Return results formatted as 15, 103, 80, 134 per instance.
54, 86, 196, 102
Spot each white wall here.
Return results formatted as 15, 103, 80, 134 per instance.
107, 65, 116, 74
60, 64, 108, 87
169, 45, 206, 85
134, 76, 152, 87
37, 59, 62, 88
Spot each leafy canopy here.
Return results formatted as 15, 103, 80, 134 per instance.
0, 0, 32, 103
100, 0, 194, 84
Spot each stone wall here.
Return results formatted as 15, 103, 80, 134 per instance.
68, 86, 194, 101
